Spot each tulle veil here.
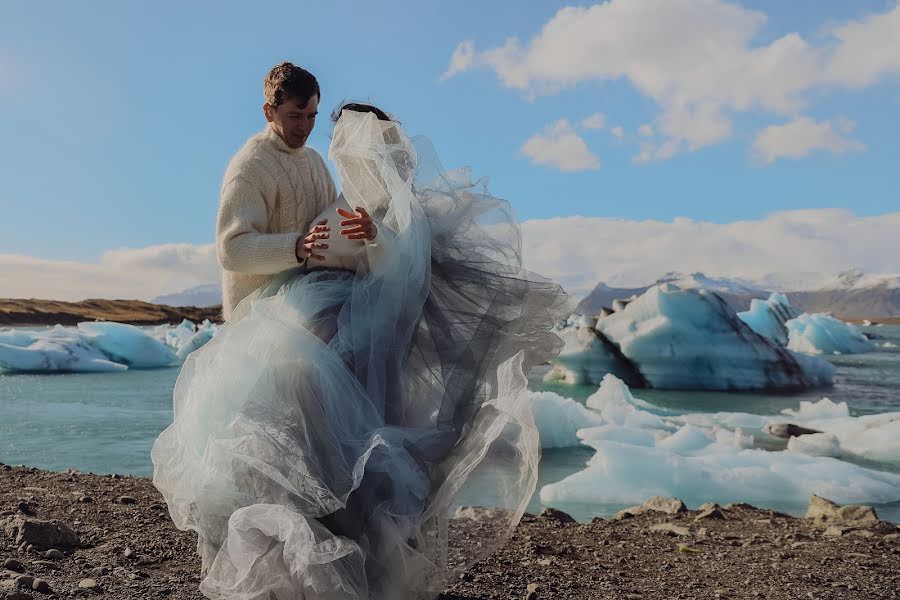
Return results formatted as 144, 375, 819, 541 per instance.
151, 110, 566, 599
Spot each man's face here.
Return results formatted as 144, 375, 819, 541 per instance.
264, 94, 318, 149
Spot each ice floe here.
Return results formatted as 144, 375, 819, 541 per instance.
786, 313, 875, 355
530, 375, 900, 510
0, 319, 219, 374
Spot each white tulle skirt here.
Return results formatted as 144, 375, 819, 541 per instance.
152, 134, 565, 599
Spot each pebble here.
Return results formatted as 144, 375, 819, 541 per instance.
44, 549, 64, 560
92, 566, 110, 576
32, 560, 60, 570
123, 547, 135, 558
78, 578, 100, 590
118, 495, 137, 505
649, 523, 691, 537
15, 574, 35, 589
3, 557, 26, 572
31, 578, 52, 593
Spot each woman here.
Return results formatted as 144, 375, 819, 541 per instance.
152, 104, 566, 599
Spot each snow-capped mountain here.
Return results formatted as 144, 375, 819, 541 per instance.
152, 283, 221, 308
576, 270, 900, 319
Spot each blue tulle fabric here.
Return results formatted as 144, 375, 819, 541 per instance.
151, 111, 565, 599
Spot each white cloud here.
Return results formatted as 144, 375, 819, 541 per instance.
580, 112, 606, 129
441, 40, 477, 82
610, 126, 625, 139
637, 123, 654, 137
0, 243, 219, 302
5, 211, 900, 307
520, 209, 900, 298
753, 117, 864, 164
521, 119, 600, 171
444, 1, 900, 160
825, 5, 900, 88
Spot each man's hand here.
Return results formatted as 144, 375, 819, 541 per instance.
337, 206, 377, 241
296, 219, 330, 262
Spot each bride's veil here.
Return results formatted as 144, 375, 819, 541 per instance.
329, 107, 568, 590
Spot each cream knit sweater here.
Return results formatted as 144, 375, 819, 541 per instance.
216, 126, 336, 320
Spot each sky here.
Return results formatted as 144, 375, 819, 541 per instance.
1, 0, 899, 300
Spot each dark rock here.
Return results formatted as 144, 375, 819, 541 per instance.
15, 575, 35, 589
43, 549, 63, 560
4, 516, 81, 549
31, 560, 60, 571
3, 557, 25, 572
539, 508, 576, 524
117, 496, 137, 505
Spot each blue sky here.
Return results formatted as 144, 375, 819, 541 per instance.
1, 1, 899, 300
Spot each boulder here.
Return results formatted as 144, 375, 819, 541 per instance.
694, 503, 725, 521
539, 508, 576, 524
3, 516, 80, 549
643, 497, 687, 514
806, 495, 879, 526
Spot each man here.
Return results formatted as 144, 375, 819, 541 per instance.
216, 62, 376, 319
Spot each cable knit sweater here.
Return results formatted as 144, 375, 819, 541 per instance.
216, 126, 336, 319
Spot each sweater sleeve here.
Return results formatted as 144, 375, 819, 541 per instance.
216, 174, 303, 274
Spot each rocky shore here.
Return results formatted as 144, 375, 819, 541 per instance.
2, 465, 898, 599
0, 299, 222, 327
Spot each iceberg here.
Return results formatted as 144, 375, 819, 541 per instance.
0, 320, 219, 374
535, 375, 900, 511
590, 284, 833, 390
0, 326, 127, 373
737, 293, 799, 346
76, 322, 177, 369
543, 320, 646, 387
786, 313, 875, 355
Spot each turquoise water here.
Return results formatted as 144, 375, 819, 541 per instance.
2, 324, 898, 521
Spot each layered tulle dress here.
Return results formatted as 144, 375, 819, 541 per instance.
151, 111, 566, 599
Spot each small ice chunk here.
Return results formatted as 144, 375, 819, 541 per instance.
176, 328, 216, 361
529, 390, 605, 448
786, 313, 875, 355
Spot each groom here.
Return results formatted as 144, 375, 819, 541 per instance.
216, 62, 376, 320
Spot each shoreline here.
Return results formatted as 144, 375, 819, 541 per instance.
2, 465, 898, 599
0, 299, 222, 327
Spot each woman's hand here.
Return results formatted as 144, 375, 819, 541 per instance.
296, 219, 330, 262
337, 206, 377, 241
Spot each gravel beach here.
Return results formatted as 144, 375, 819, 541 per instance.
2, 464, 898, 599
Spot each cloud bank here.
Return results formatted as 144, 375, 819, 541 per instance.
2, 211, 898, 303
0, 244, 218, 302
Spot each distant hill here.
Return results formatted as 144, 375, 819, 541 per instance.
152, 283, 221, 308
0, 298, 222, 326
576, 270, 900, 320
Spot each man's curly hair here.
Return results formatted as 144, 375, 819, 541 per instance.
264, 62, 320, 109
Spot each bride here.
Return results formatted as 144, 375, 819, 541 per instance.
151, 103, 565, 599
